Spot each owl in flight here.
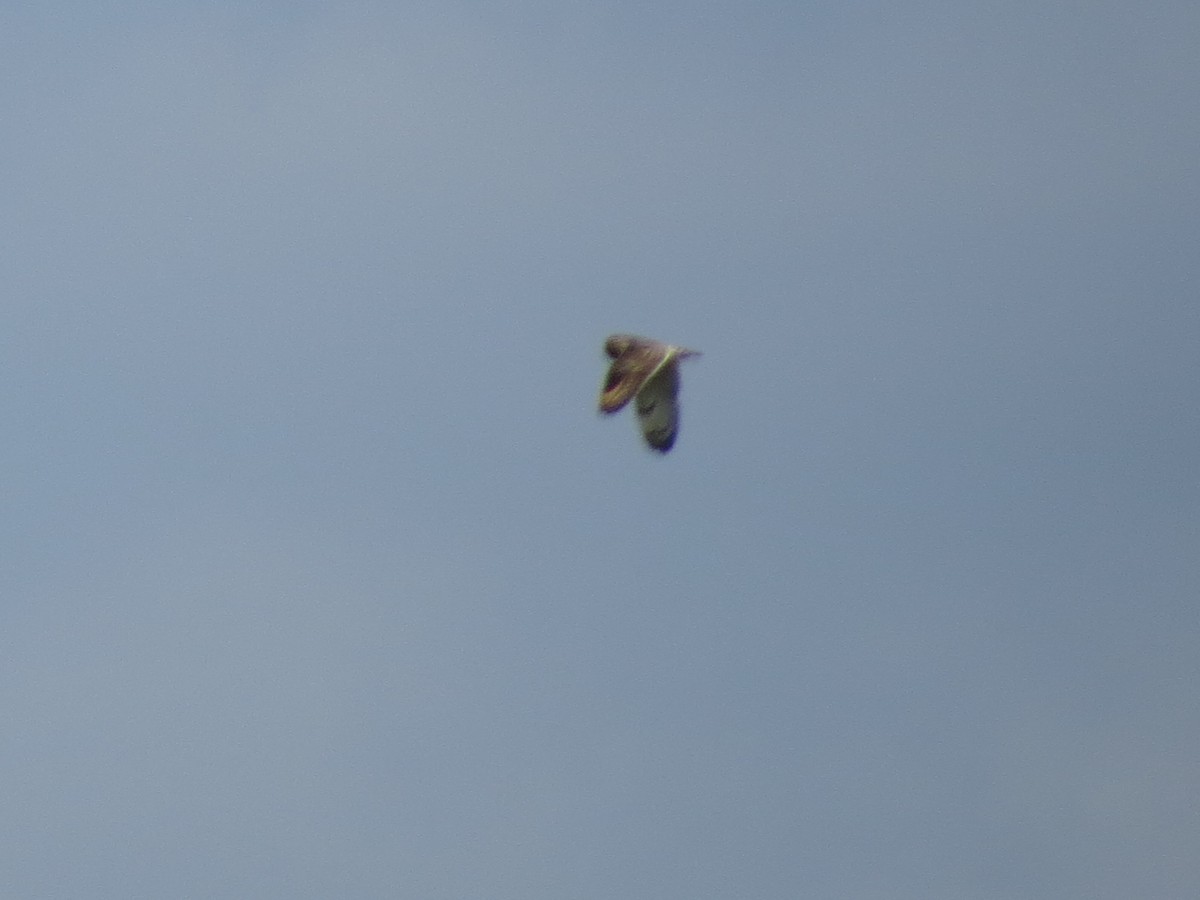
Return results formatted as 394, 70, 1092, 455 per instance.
599, 334, 700, 452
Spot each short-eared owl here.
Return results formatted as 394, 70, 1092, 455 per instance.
598, 334, 700, 452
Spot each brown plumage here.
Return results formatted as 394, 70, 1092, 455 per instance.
599, 334, 700, 452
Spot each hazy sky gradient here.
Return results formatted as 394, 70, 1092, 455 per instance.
3, 3, 1198, 898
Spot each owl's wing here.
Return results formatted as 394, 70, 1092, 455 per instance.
634, 360, 681, 452
599, 356, 645, 413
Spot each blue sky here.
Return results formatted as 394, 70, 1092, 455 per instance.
3, 3, 1198, 898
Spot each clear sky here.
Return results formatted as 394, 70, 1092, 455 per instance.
3, 3, 1198, 898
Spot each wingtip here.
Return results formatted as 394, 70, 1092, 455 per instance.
643, 432, 677, 453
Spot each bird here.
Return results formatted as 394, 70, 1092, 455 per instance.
598, 334, 700, 452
